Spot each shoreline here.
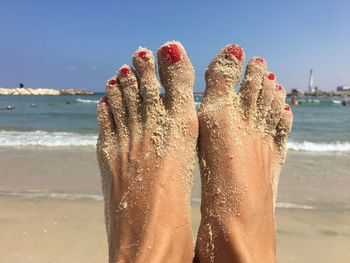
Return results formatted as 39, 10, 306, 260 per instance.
0, 191, 320, 211
0, 146, 349, 210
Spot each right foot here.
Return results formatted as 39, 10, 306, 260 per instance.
96, 41, 198, 263
196, 44, 293, 262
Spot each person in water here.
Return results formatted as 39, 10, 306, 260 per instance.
97, 41, 292, 262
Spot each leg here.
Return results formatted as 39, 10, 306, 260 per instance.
196, 44, 293, 262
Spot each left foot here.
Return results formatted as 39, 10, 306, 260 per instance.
96, 42, 198, 263
196, 44, 293, 262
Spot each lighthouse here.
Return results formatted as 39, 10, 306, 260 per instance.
308, 69, 315, 93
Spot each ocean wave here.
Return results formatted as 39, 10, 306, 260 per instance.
1, 130, 349, 152
332, 100, 341, 104
76, 98, 99, 104
0, 192, 316, 209
296, 98, 342, 105
276, 202, 314, 209
0, 130, 97, 147
0, 191, 103, 201
186, 198, 315, 209
287, 141, 350, 152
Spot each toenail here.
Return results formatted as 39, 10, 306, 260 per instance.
160, 43, 181, 64
276, 85, 284, 91
137, 50, 148, 59
108, 79, 117, 86
268, 72, 275, 80
101, 96, 108, 103
225, 44, 243, 61
255, 57, 265, 64
120, 67, 130, 76
285, 104, 290, 111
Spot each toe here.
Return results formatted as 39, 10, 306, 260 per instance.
255, 71, 276, 121
105, 77, 128, 139
266, 83, 287, 132
239, 57, 268, 118
275, 104, 293, 147
157, 41, 195, 117
132, 48, 162, 120
117, 65, 142, 130
97, 96, 116, 142
202, 44, 245, 104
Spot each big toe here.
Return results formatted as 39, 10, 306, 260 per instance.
202, 44, 245, 105
157, 41, 195, 118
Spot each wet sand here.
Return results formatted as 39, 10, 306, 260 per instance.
0, 147, 349, 262
1, 147, 349, 209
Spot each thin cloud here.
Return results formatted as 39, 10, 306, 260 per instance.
60, 65, 78, 72
89, 65, 98, 70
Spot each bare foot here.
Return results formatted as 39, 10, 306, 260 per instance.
195, 44, 293, 262
96, 41, 198, 263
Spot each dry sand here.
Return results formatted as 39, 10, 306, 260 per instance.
0, 147, 349, 262
1, 197, 349, 263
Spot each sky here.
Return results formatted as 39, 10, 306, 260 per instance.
0, 0, 349, 92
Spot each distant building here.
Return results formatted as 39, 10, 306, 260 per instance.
308, 69, 315, 93
291, 88, 304, 96
337, 85, 350, 92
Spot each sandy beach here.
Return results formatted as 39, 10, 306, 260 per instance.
0, 147, 349, 262
1, 197, 349, 263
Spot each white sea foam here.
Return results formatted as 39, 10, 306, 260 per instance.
192, 198, 314, 209
1, 130, 349, 152
76, 98, 99, 104
287, 141, 350, 152
0, 130, 97, 147
276, 202, 314, 209
0, 191, 103, 201
332, 100, 341, 104
0, 192, 316, 209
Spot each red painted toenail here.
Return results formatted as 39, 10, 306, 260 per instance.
108, 79, 117, 86
120, 67, 130, 76
255, 57, 265, 64
161, 43, 181, 64
285, 104, 290, 111
101, 96, 108, 103
225, 44, 243, 61
138, 51, 147, 58
268, 72, 275, 80
277, 85, 283, 91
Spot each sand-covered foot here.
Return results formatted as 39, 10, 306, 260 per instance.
195, 44, 293, 262
96, 41, 197, 263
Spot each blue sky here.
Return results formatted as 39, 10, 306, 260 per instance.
0, 0, 349, 92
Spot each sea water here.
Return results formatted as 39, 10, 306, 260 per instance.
0, 94, 349, 152
1, 94, 349, 210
